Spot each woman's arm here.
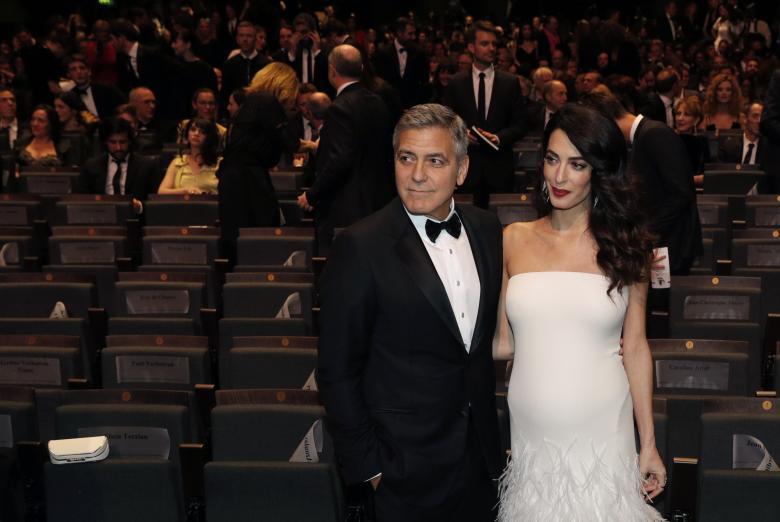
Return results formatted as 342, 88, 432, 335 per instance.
157, 158, 194, 195
623, 282, 666, 500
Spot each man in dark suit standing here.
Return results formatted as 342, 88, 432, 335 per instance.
64, 54, 125, 119
277, 14, 330, 95
110, 19, 164, 96
760, 70, 780, 193
655, 1, 680, 43
443, 20, 527, 208
583, 90, 702, 275
297, 45, 393, 253
317, 103, 502, 522
79, 118, 159, 213
221, 21, 271, 110
373, 17, 429, 109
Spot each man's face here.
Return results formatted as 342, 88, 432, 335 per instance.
256, 30, 266, 51
457, 53, 473, 73
296, 92, 314, 121
395, 126, 468, 221
397, 24, 416, 46
546, 82, 568, 111
667, 2, 678, 17
132, 90, 156, 122
196, 19, 211, 40
106, 133, 130, 161
582, 72, 599, 92
468, 30, 497, 67
745, 104, 763, 136
551, 50, 565, 70
745, 59, 759, 75
279, 27, 293, 49
0, 91, 17, 120
236, 26, 256, 53
295, 23, 311, 44
193, 92, 217, 120
171, 36, 189, 57
67, 60, 91, 87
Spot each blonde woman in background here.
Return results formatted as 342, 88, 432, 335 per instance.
675, 96, 710, 186
217, 61, 298, 263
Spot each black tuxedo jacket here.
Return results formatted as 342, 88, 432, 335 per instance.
524, 101, 547, 137
276, 47, 330, 95
220, 53, 271, 107
638, 92, 667, 124
759, 70, 780, 193
78, 152, 159, 200
718, 135, 766, 165
630, 117, 702, 272
307, 82, 393, 230
87, 83, 126, 119
117, 44, 165, 94
443, 69, 527, 192
317, 198, 503, 506
373, 42, 429, 108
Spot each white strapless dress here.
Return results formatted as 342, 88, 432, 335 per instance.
498, 272, 664, 521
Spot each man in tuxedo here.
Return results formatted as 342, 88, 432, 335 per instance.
656, 1, 680, 43
170, 29, 218, 119
271, 24, 293, 62
297, 45, 393, 254
760, 70, 780, 193
583, 90, 702, 275
443, 20, 527, 208
0, 88, 22, 150
317, 103, 502, 522
221, 21, 271, 110
653, 68, 678, 127
276, 14, 330, 95
526, 79, 567, 136
110, 18, 165, 97
79, 118, 159, 212
373, 17, 429, 109
719, 102, 765, 165
64, 54, 125, 119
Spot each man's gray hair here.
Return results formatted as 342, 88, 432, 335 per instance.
392, 103, 468, 165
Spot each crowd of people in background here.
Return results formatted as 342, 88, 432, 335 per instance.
0, 0, 778, 252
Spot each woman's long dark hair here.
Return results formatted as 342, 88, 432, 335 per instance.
184, 117, 219, 166
31, 104, 62, 143
534, 104, 654, 294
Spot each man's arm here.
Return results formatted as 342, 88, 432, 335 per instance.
644, 127, 696, 239
760, 71, 780, 142
316, 230, 381, 483
306, 101, 356, 206
495, 75, 527, 148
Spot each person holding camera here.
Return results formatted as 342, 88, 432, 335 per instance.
279, 13, 330, 96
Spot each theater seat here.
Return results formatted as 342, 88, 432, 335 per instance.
220, 335, 318, 389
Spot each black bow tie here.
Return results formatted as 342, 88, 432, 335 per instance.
398, 47, 406, 53
74, 86, 89, 95
425, 214, 462, 243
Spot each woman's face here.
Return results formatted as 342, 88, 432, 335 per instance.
226, 95, 240, 118
54, 99, 73, 123
187, 125, 205, 148
30, 109, 50, 138
716, 80, 732, 103
522, 25, 532, 40
543, 129, 593, 212
675, 106, 698, 133
718, 5, 728, 18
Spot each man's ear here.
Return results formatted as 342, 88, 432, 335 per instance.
456, 155, 469, 187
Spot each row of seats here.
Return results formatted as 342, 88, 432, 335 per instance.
0, 386, 343, 522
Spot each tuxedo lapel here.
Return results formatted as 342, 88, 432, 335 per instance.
390, 202, 463, 346
459, 207, 489, 353
485, 74, 500, 124
460, 75, 479, 125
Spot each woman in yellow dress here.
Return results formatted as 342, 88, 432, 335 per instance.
158, 118, 221, 195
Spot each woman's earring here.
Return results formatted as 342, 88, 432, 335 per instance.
593, 195, 599, 208
541, 181, 550, 203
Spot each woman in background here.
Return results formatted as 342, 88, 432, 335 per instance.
158, 117, 220, 195
217, 62, 298, 263
675, 96, 710, 186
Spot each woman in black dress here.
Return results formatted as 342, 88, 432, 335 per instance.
217, 62, 298, 263
675, 96, 710, 187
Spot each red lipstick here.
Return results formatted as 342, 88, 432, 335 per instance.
551, 187, 570, 198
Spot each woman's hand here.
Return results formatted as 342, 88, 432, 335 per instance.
639, 445, 666, 501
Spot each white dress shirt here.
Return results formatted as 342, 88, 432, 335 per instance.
394, 39, 408, 78
404, 199, 481, 352
471, 65, 495, 118
74, 84, 99, 116
659, 94, 674, 128
106, 155, 129, 195
128, 42, 140, 77
629, 114, 645, 144
742, 134, 759, 165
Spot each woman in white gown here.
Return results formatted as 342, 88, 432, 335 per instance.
494, 104, 667, 521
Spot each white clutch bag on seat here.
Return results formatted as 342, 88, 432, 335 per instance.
48, 435, 110, 465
